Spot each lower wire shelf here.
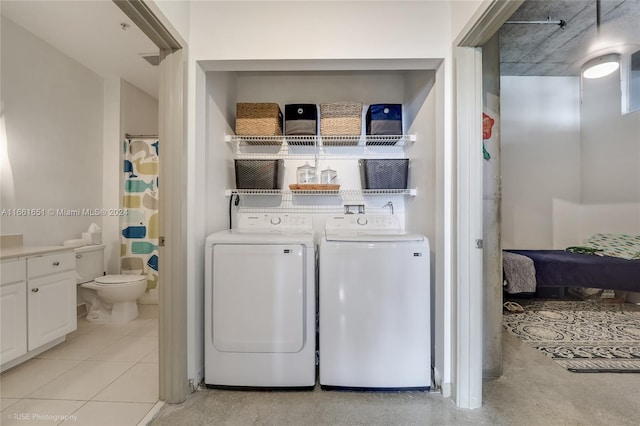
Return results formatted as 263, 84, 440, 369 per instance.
224, 189, 417, 197
225, 189, 416, 213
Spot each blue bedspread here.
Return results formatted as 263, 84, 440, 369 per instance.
505, 250, 640, 292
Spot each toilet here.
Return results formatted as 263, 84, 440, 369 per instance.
75, 244, 147, 323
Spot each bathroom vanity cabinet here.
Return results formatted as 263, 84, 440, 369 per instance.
26, 252, 77, 350
0, 258, 28, 365
0, 249, 77, 372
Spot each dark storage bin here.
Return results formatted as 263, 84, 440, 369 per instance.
366, 104, 403, 144
234, 159, 284, 189
358, 159, 409, 189
285, 104, 317, 137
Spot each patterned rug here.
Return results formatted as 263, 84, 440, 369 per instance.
502, 300, 640, 372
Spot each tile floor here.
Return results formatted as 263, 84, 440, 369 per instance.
1, 305, 160, 426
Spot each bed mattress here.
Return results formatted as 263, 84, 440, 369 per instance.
505, 250, 640, 292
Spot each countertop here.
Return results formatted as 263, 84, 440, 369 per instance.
0, 245, 74, 260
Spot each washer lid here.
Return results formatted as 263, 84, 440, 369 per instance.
206, 229, 315, 247
94, 274, 146, 285
325, 232, 425, 242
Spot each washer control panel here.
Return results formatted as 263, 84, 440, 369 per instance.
325, 215, 401, 232
237, 213, 313, 232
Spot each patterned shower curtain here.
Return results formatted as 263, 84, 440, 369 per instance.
122, 137, 159, 291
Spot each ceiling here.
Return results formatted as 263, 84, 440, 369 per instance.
1, 1, 159, 99
500, 0, 640, 76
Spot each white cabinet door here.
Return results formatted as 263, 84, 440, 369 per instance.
27, 270, 77, 350
1, 280, 28, 364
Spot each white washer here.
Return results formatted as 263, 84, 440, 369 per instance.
319, 214, 431, 390
205, 213, 316, 388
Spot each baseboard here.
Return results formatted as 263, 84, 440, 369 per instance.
441, 381, 452, 398
76, 303, 87, 318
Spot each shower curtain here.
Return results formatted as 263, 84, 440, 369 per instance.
122, 137, 159, 291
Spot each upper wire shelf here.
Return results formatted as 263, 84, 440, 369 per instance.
226, 134, 415, 146
225, 134, 415, 159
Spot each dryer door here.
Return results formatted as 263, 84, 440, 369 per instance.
212, 244, 305, 353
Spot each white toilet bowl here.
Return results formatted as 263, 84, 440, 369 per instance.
81, 275, 147, 323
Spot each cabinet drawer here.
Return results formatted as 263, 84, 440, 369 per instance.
1, 259, 26, 286
27, 252, 75, 279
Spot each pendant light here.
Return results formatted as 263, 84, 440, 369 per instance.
581, 0, 620, 79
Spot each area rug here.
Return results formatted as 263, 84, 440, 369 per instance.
502, 300, 640, 372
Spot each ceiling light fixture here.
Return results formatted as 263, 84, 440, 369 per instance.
581, 0, 620, 79
582, 53, 620, 79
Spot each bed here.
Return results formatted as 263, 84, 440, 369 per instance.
503, 233, 640, 294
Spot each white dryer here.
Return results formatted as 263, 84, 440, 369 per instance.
205, 213, 316, 388
319, 214, 431, 390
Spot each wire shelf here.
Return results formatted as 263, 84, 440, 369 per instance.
226, 134, 415, 146
225, 134, 415, 159
225, 189, 416, 197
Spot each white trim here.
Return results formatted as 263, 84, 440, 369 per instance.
158, 47, 190, 403
454, 46, 484, 409
137, 401, 165, 426
116, 0, 191, 403
455, 0, 524, 47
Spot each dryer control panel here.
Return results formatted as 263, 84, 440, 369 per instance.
237, 213, 313, 232
325, 215, 402, 232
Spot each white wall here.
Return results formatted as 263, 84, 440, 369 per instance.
553, 199, 640, 248
190, 1, 451, 61
102, 77, 122, 276
581, 71, 640, 204
502, 71, 640, 249
121, 80, 159, 136
152, 0, 190, 45
1, 17, 104, 246
500, 76, 582, 249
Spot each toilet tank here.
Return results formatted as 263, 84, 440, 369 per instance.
74, 244, 106, 284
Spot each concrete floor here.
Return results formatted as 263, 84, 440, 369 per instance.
150, 332, 640, 426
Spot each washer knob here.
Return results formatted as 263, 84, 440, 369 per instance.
270, 216, 282, 225
357, 217, 368, 225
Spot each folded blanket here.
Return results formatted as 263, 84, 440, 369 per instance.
503, 251, 537, 294
584, 233, 640, 260
565, 246, 603, 256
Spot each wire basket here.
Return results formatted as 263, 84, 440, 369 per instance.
358, 159, 409, 189
235, 159, 284, 189
235, 103, 283, 140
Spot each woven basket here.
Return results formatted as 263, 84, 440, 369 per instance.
320, 102, 362, 136
235, 103, 283, 138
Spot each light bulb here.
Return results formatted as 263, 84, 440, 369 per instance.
582, 54, 620, 79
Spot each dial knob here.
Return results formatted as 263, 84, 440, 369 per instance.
357, 217, 368, 225
270, 216, 282, 225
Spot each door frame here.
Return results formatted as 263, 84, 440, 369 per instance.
113, 0, 190, 403
453, 0, 523, 409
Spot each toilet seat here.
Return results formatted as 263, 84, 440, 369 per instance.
94, 274, 147, 286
